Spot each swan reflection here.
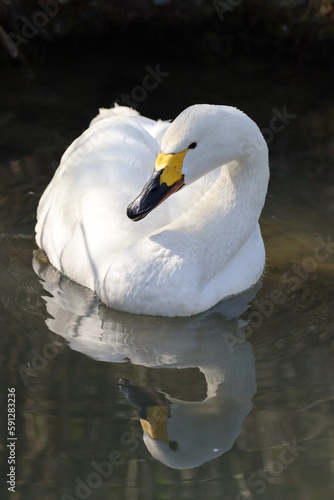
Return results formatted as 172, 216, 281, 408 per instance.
33, 251, 257, 469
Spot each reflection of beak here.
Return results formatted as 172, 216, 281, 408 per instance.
118, 379, 175, 446
118, 378, 170, 410
127, 150, 187, 221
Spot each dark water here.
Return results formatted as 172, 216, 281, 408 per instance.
1, 45, 334, 499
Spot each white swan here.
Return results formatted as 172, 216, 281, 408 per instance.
35, 104, 269, 317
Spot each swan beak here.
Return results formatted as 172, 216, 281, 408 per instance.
127, 150, 187, 221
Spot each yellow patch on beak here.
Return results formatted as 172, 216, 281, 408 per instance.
140, 405, 169, 442
154, 149, 188, 187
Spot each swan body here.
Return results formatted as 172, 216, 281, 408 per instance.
36, 104, 269, 317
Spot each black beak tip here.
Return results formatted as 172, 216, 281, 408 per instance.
127, 202, 147, 221
127, 169, 163, 221
126, 203, 136, 220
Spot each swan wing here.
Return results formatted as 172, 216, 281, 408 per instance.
36, 113, 170, 289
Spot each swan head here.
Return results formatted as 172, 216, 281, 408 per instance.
127, 104, 267, 221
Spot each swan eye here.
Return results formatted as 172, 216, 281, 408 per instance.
188, 142, 197, 149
